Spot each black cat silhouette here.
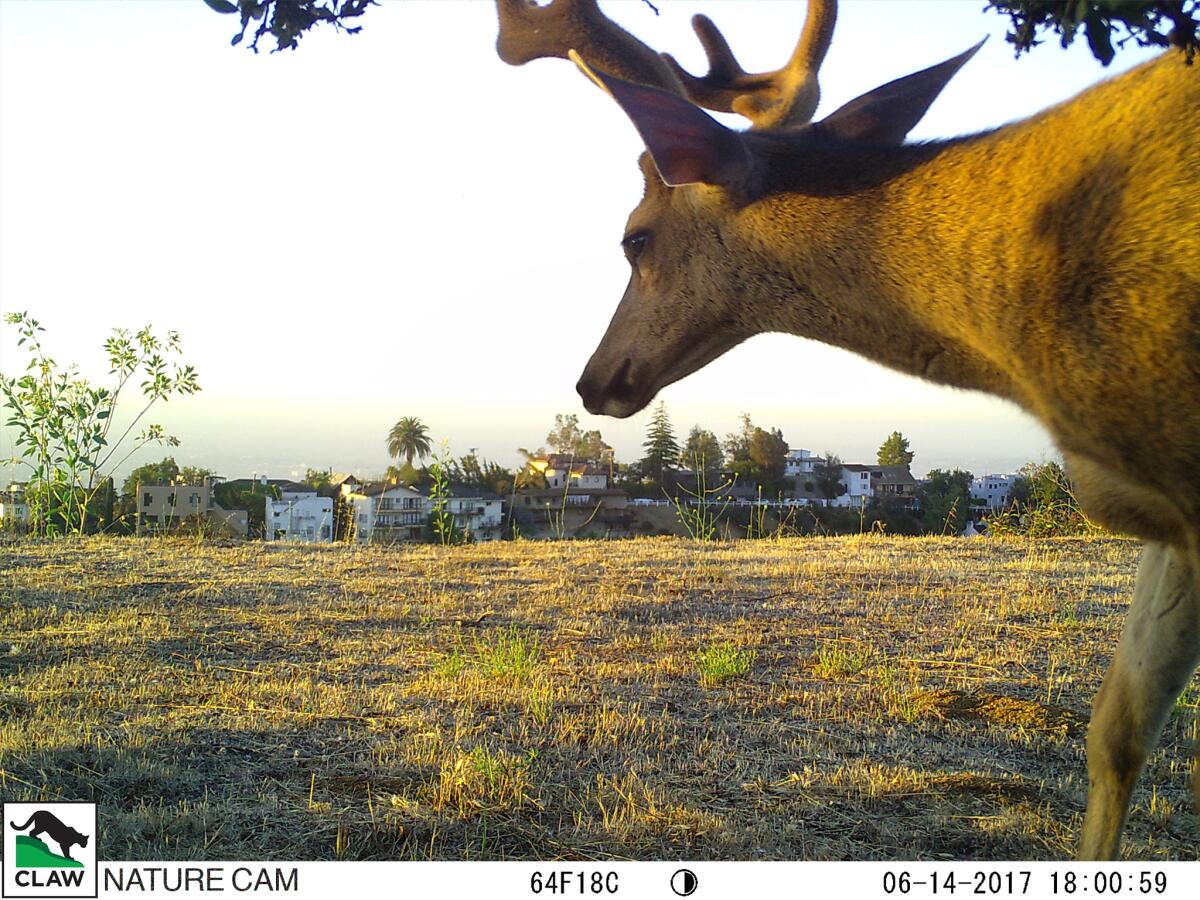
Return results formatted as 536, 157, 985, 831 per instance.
10, 810, 89, 861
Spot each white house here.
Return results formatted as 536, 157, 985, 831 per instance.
433, 486, 505, 542
347, 483, 426, 543
971, 474, 1016, 510
264, 483, 333, 542
836, 464, 876, 508
533, 455, 610, 490
784, 448, 823, 477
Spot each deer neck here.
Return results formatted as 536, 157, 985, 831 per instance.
737, 133, 1036, 406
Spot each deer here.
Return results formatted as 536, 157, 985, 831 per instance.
493, 0, 1199, 860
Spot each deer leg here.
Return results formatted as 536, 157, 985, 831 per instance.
1079, 541, 1200, 859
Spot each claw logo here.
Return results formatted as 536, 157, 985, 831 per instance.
2, 803, 97, 899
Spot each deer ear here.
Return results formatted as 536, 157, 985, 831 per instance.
818, 38, 986, 145
570, 50, 748, 188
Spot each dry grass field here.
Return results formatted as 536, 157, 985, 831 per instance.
1, 535, 1196, 860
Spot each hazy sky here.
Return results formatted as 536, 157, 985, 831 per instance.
0, 1, 1161, 485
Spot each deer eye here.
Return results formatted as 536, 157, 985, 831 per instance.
621, 231, 648, 264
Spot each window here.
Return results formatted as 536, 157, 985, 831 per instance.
143, 492, 152, 507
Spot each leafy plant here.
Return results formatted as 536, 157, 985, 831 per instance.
672, 450, 734, 541
987, 461, 1105, 536
426, 443, 468, 545
1, 312, 199, 536
745, 485, 771, 540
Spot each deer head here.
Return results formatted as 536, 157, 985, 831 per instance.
495, 0, 981, 417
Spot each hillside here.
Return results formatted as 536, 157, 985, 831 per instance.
1, 535, 1195, 859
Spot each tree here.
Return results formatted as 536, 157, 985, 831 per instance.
640, 401, 681, 488
877, 431, 915, 466
987, 1, 1198, 66
386, 416, 432, 467
680, 425, 724, 474
919, 468, 975, 534
304, 467, 333, 491
577, 429, 613, 465
724, 413, 788, 490
1, 313, 200, 536
440, 452, 516, 495
813, 453, 845, 501
384, 462, 420, 487
544, 413, 610, 463
213, 479, 279, 539
747, 426, 788, 487
203, 0, 372, 53
546, 413, 585, 455
178, 465, 214, 485
206, 0, 1199, 66
123, 457, 180, 497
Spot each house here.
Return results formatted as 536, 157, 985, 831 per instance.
433, 485, 504, 542
826, 463, 919, 509
971, 474, 1016, 510
0, 485, 29, 530
264, 482, 334, 543
330, 473, 363, 497
528, 454, 610, 490
784, 448, 824, 477
135, 477, 247, 536
836, 464, 876, 508
346, 483, 426, 543
871, 464, 919, 508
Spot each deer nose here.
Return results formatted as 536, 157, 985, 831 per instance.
577, 357, 635, 415
576, 374, 604, 415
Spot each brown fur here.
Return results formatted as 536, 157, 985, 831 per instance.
735, 55, 1200, 543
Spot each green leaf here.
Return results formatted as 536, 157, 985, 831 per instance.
203, 0, 239, 12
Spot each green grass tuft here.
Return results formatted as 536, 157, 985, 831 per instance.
695, 641, 756, 686
811, 640, 871, 680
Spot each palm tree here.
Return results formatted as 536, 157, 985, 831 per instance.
386, 417, 432, 467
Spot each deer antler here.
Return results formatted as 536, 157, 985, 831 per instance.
495, 0, 683, 95
662, 0, 838, 130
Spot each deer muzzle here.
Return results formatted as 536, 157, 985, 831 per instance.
576, 356, 651, 418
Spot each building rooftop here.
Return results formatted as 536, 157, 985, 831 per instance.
444, 484, 502, 502
356, 482, 426, 498
277, 481, 317, 494
872, 465, 917, 485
